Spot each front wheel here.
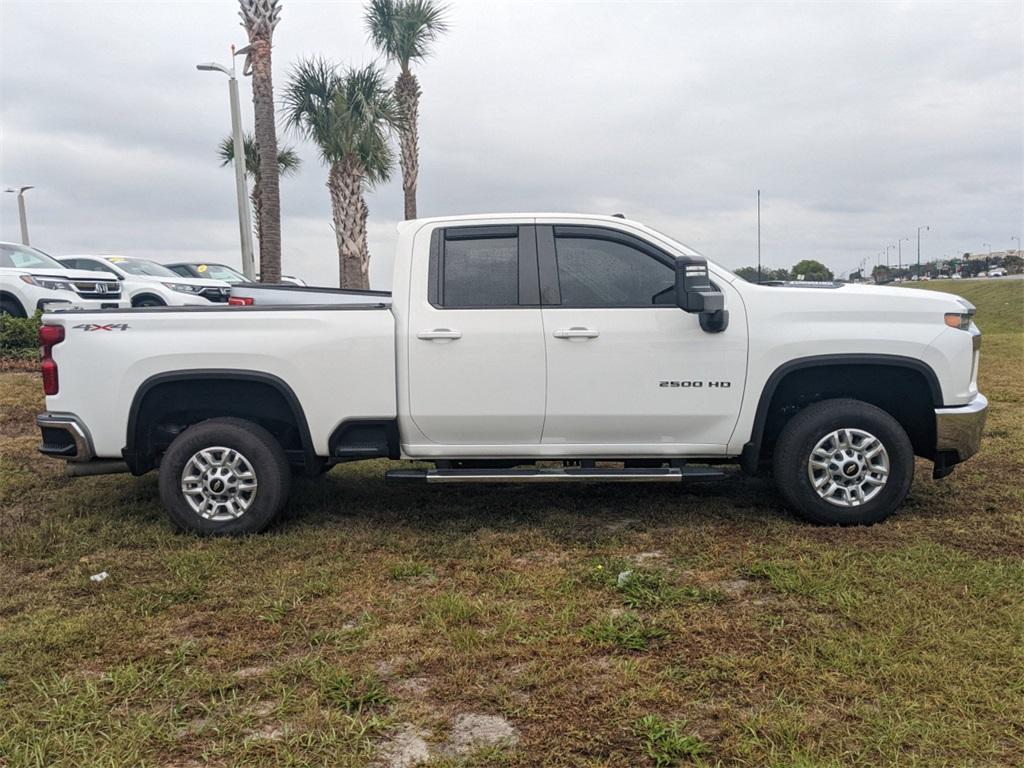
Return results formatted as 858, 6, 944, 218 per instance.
158, 417, 291, 535
772, 398, 914, 525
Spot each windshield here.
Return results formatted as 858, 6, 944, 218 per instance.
0, 243, 63, 270
107, 257, 178, 277
193, 263, 247, 283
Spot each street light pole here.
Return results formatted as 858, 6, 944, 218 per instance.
197, 49, 256, 281
897, 236, 908, 279
916, 225, 928, 279
1012, 235, 1021, 254
4, 186, 34, 245
756, 189, 761, 284
886, 244, 894, 269
982, 242, 991, 275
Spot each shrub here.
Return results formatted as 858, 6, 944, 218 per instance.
0, 311, 41, 353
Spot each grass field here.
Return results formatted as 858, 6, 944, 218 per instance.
1, 281, 1022, 767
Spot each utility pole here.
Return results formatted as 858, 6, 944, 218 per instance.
756, 189, 761, 284
897, 236, 908, 280
197, 48, 256, 280
916, 225, 928, 279
4, 186, 33, 245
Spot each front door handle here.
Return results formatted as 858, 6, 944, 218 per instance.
553, 327, 599, 340
417, 328, 463, 341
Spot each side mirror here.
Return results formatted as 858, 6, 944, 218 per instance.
674, 257, 729, 333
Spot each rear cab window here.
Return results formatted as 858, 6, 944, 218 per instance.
428, 225, 539, 308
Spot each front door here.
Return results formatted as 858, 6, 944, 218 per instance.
406, 224, 546, 446
537, 224, 747, 450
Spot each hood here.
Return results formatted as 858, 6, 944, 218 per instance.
742, 280, 973, 327
21, 267, 120, 282
138, 274, 232, 288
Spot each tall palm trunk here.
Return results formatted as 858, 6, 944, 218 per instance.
395, 69, 421, 220
250, 179, 262, 261
249, 38, 282, 283
328, 159, 370, 289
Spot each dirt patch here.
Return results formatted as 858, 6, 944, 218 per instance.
442, 713, 519, 755
373, 724, 431, 768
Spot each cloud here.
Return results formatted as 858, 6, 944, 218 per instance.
2, 0, 1021, 286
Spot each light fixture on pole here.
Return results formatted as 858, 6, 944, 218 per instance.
197, 47, 256, 280
4, 186, 34, 245
916, 225, 928, 279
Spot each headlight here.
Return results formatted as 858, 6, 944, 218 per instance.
20, 274, 74, 291
944, 312, 975, 330
162, 283, 204, 294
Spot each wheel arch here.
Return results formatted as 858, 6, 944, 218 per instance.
0, 290, 28, 316
741, 354, 941, 474
124, 370, 315, 474
130, 292, 166, 307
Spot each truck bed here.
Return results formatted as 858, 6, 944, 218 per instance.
229, 283, 393, 306
42, 302, 397, 458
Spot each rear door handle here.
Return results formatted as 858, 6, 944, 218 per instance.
417, 328, 462, 341
553, 327, 599, 339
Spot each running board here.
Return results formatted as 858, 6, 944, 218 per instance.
386, 466, 724, 484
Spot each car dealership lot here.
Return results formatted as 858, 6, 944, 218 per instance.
1, 280, 1022, 767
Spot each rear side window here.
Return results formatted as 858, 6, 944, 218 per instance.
444, 237, 517, 307
430, 225, 538, 309
554, 234, 675, 307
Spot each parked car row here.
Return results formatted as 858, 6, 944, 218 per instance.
1, 242, 307, 316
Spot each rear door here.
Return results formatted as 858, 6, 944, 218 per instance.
537, 224, 747, 450
405, 224, 547, 446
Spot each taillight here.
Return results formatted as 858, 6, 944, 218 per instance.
228, 296, 254, 306
39, 324, 65, 395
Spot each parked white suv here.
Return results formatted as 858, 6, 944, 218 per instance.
58, 255, 231, 307
1, 242, 126, 316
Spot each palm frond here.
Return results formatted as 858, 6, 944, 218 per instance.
283, 58, 402, 177
217, 132, 302, 177
365, 0, 450, 70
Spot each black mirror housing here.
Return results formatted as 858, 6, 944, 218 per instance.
675, 256, 729, 333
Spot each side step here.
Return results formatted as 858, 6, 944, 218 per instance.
386, 466, 724, 484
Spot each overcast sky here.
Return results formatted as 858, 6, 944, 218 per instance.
2, 0, 1021, 287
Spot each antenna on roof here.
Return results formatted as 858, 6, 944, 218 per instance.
612, 213, 626, 219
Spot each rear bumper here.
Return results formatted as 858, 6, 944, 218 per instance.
36, 412, 94, 461
933, 393, 988, 476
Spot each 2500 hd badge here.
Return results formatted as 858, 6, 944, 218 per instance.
659, 380, 732, 388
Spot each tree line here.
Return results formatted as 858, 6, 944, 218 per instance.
230, 0, 448, 288
733, 260, 834, 283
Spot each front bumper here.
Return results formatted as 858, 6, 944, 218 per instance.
38, 297, 129, 312
933, 393, 988, 477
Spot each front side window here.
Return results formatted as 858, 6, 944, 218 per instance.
441, 233, 518, 308
554, 235, 675, 307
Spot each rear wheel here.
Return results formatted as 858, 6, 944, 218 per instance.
772, 398, 914, 525
158, 417, 291, 535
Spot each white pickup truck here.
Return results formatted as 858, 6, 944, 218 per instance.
35, 214, 987, 534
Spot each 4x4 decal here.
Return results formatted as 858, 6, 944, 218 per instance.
73, 323, 129, 332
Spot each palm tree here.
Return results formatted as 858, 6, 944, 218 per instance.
217, 134, 300, 250
239, 0, 283, 282
282, 59, 402, 289
365, 0, 449, 220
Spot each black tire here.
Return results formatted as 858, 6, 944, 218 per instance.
132, 295, 166, 308
772, 398, 914, 525
0, 297, 27, 317
158, 417, 291, 535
